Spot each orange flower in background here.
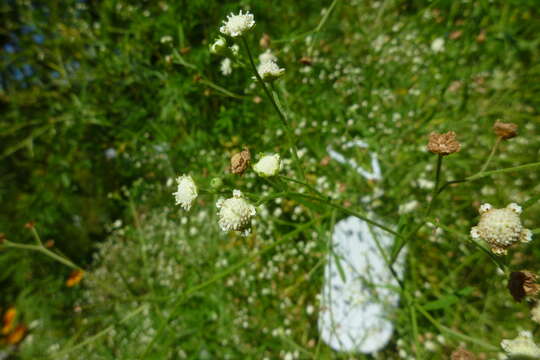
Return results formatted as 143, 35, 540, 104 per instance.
1, 307, 16, 335
6, 325, 27, 345
66, 269, 84, 287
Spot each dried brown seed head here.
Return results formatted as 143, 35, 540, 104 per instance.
299, 56, 313, 65
508, 271, 540, 302
427, 131, 461, 155
230, 148, 251, 175
451, 348, 476, 360
493, 121, 518, 140
259, 33, 271, 49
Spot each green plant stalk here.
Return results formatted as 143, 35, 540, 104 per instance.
2, 240, 78, 269
479, 136, 502, 173
241, 36, 306, 181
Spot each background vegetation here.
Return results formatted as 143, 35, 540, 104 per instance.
1, 0, 539, 358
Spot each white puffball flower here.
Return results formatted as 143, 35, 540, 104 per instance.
470, 203, 532, 255
253, 153, 281, 177
501, 331, 540, 358
259, 49, 277, 64
256, 60, 285, 81
216, 190, 256, 235
431, 38, 445, 52
173, 175, 198, 211
219, 10, 255, 37
220, 58, 232, 76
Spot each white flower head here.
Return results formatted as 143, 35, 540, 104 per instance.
431, 37, 445, 52
253, 153, 281, 177
501, 331, 540, 358
216, 190, 256, 235
259, 49, 277, 64
173, 175, 198, 211
219, 10, 255, 37
210, 36, 227, 54
471, 203, 533, 255
256, 60, 285, 81
220, 58, 232, 76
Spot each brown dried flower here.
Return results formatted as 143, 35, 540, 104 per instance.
259, 33, 271, 49
508, 271, 540, 302
230, 148, 251, 175
427, 131, 461, 155
299, 56, 313, 65
493, 121, 518, 140
451, 348, 476, 360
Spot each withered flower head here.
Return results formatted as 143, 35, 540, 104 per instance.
299, 56, 313, 65
493, 121, 518, 140
451, 348, 476, 360
508, 271, 540, 302
259, 33, 271, 49
230, 148, 251, 175
66, 269, 84, 287
427, 131, 461, 155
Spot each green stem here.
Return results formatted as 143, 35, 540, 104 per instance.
288, 192, 401, 238
3, 240, 78, 269
240, 36, 305, 181
480, 136, 502, 173
278, 175, 324, 197
425, 155, 443, 217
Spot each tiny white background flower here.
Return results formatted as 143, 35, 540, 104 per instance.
431, 37, 445, 53
220, 58, 232, 76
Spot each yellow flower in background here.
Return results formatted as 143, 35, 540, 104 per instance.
66, 269, 84, 287
1, 307, 16, 335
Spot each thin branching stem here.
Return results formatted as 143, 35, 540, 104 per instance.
240, 36, 305, 181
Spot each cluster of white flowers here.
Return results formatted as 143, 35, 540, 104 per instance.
219, 10, 255, 37
172, 175, 198, 211
470, 203, 532, 255
216, 190, 256, 235
253, 154, 281, 177
501, 331, 540, 358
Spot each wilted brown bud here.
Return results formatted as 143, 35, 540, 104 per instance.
230, 148, 251, 175
508, 271, 540, 302
449, 30, 463, 40
451, 348, 476, 360
299, 56, 313, 65
0, 233, 5, 244
259, 33, 271, 49
476, 30, 486, 43
24, 221, 35, 229
180, 47, 191, 55
44, 239, 55, 248
427, 131, 461, 155
493, 121, 518, 140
